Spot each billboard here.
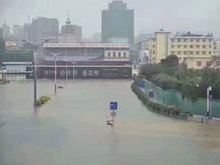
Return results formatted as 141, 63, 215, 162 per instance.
26, 66, 132, 79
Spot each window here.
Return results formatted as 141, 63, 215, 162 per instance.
209, 45, 212, 48
177, 45, 181, 48
196, 51, 200, 55
203, 39, 206, 42
202, 51, 206, 55
216, 61, 220, 66
177, 39, 181, 42
152, 51, 155, 55
171, 38, 175, 42
209, 39, 212, 42
190, 51, 193, 55
152, 38, 156, 42
190, 45, 193, 48
197, 61, 202, 66
123, 52, 126, 57
171, 51, 175, 55
183, 51, 187, 55
152, 45, 155, 48
171, 45, 175, 48
196, 39, 200, 42
190, 39, 194, 42
202, 45, 206, 48
196, 45, 200, 48
118, 52, 121, 57
184, 45, 187, 48
178, 51, 181, 55
107, 52, 111, 57
209, 51, 212, 54
113, 52, 116, 57
206, 61, 212, 67
183, 39, 187, 42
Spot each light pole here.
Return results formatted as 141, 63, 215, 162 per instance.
65, 63, 68, 85
51, 53, 62, 95
33, 50, 37, 108
22, 40, 49, 109
207, 86, 212, 119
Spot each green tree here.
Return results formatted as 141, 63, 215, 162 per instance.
160, 55, 179, 67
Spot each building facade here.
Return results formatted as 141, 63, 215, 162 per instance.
26, 42, 132, 79
12, 25, 23, 40
148, 30, 214, 69
0, 28, 6, 66
102, 0, 134, 44
60, 16, 82, 42
30, 17, 59, 42
42, 42, 130, 61
2, 22, 11, 39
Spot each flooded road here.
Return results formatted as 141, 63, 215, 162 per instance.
0, 79, 220, 165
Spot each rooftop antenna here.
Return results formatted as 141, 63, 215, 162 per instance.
66, 12, 71, 24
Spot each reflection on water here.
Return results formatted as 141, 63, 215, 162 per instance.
0, 79, 220, 165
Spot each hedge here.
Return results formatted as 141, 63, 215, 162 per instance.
131, 81, 187, 119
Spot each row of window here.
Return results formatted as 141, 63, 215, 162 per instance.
171, 38, 212, 43
197, 61, 212, 67
106, 52, 127, 58
170, 51, 212, 55
170, 45, 212, 49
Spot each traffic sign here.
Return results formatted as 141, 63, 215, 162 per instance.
110, 102, 117, 111
111, 111, 116, 117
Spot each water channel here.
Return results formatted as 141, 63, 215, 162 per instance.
0, 78, 220, 165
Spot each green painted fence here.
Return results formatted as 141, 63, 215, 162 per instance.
141, 80, 220, 118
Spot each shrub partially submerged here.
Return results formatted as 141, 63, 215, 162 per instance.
37, 96, 51, 107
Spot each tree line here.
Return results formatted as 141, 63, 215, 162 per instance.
139, 55, 220, 101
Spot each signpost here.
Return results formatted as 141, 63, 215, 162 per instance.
110, 102, 117, 111
108, 102, 118, 126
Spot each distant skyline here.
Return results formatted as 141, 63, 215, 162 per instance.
1, 0, 220, 38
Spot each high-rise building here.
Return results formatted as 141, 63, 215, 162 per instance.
2, 22, 11, 39
102, 0, 134, 44
148, 30, 214, 69
12, 25, 23, 40
23, 23, 31, 42
60, 15, 82, 42
30, 17, 59, 42
0, 28, 6, 66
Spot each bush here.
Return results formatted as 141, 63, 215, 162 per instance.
37, 96, 51, 107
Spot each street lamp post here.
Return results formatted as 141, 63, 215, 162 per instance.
65, 63, 68, 85
51, 53, 62, 95
55, 54, 57, 94
22, 39, 49, 109
207, 86, 212, 119
33, 50, 37, 108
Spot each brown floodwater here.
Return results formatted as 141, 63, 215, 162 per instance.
0, 79, 220, 165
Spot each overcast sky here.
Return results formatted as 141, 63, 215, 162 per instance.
0, 0, 220, 38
